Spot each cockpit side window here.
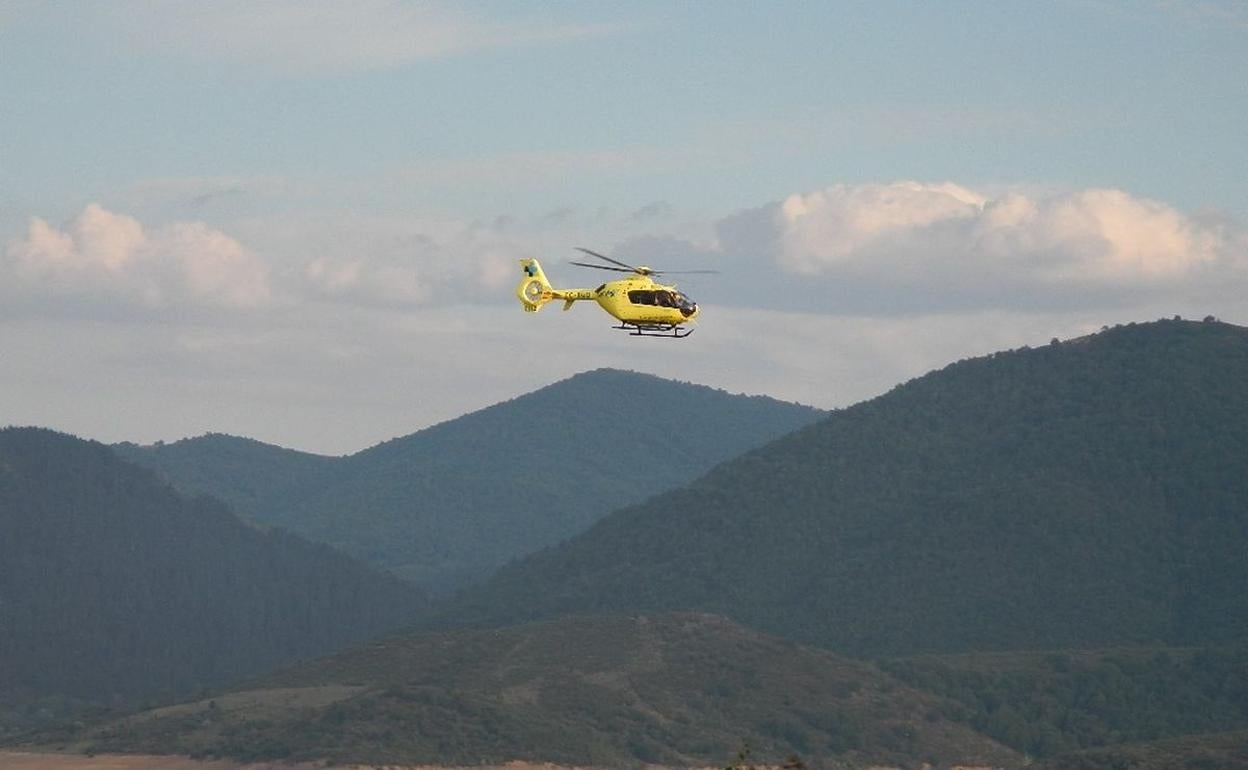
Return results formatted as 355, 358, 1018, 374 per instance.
628, 290, 655, 305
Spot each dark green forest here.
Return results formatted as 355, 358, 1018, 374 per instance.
442, 320, 1248, 656
0, 428, 426, 706
117, 369, 824, 595
883, 644, 1248, 758
1034, 728, 1248, 770
111, 434, 338, 532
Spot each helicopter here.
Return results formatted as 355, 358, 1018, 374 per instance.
515, 248, 713, 338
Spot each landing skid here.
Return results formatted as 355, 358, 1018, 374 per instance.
613, 323, 694, 338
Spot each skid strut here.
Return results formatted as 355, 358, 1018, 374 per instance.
612, 323, 694, 338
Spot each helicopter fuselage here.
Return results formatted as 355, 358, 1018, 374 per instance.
517, 258, 699, 329
589, 275, 699, 326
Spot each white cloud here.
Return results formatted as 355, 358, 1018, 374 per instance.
3, 204, 524, 316
1040, 189, 1221, 279
231, 204, 715, 312
773, 182, 987, 273
262, 212, 526, 309
160, 221, 271, 306
20, 182, 1235, 324
4, 204, 271, 313
715, 181, 1242, 311
105, 0, 623, 74
304, 256, 429, 306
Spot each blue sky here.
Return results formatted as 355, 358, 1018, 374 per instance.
6, 2, 1245, 216
2, 1, 1246, 452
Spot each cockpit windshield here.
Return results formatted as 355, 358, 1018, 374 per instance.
674, 291, 697, 317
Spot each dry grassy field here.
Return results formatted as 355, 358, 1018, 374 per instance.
0, 752, 323, 770
0, 753, 992, 770
0, 754, 636, 770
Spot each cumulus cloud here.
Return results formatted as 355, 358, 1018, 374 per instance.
4, 204, 523, 316
770, 182, 987, 273
13, 182, 1239, 324
283, 212, 529, 309
4, 203, 270, 313
303, 256, 429, 306
714, 181, 1242, 312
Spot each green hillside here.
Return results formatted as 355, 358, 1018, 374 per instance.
441, 319, 1248, 655
118, 369, 824, 595
112, 433, 338, 527
883, 644, 1248, 758
60, 614, 1021, 769
1037, 729, 1248, 770
0, 428, 427, 706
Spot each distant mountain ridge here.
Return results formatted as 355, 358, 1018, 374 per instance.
117, 369, 825, 594
440, 320, 1248, 656
0, 428, 427, 704
112, 433, 337, 525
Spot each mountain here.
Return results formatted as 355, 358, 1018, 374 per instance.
117, 369, 825, 595
57, 613, 1021, 768
439, 319, 1248, 656
0, 428, 427, 705
111, 433, 337, 528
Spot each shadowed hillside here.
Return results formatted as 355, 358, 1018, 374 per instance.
440, 319, 1248, 656
111, 434, 337, 529
883, 643, 1248, 759
58, 614, 1021, 769
117, 369, 824, 595
0, 428, 427, 705
1036, 728, 1248, 770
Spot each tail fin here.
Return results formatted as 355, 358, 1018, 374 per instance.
516, 258, 554, 312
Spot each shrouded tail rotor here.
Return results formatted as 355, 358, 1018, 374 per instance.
516, 258, 555, 312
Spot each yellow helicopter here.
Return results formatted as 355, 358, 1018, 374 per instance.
516, 248, 713, 338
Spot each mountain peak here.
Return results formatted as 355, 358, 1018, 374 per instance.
445, 317, 1248, 656
116, 368, 825, 596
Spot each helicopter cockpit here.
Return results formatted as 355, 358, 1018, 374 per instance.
628, 289, 698, 317
674, 291, 698, 317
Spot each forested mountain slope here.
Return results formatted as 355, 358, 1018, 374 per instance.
442, 319, 1248, 656
0, 428, 426, 704
112, 433, 337, 528
66, 614, 1021, 769
118, 369, 824, 594
883, 643, 1248, 759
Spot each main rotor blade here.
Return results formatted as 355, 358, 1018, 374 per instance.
574, 247, 642, 272
653, 269, 720, 275
568, 261, 635, 273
